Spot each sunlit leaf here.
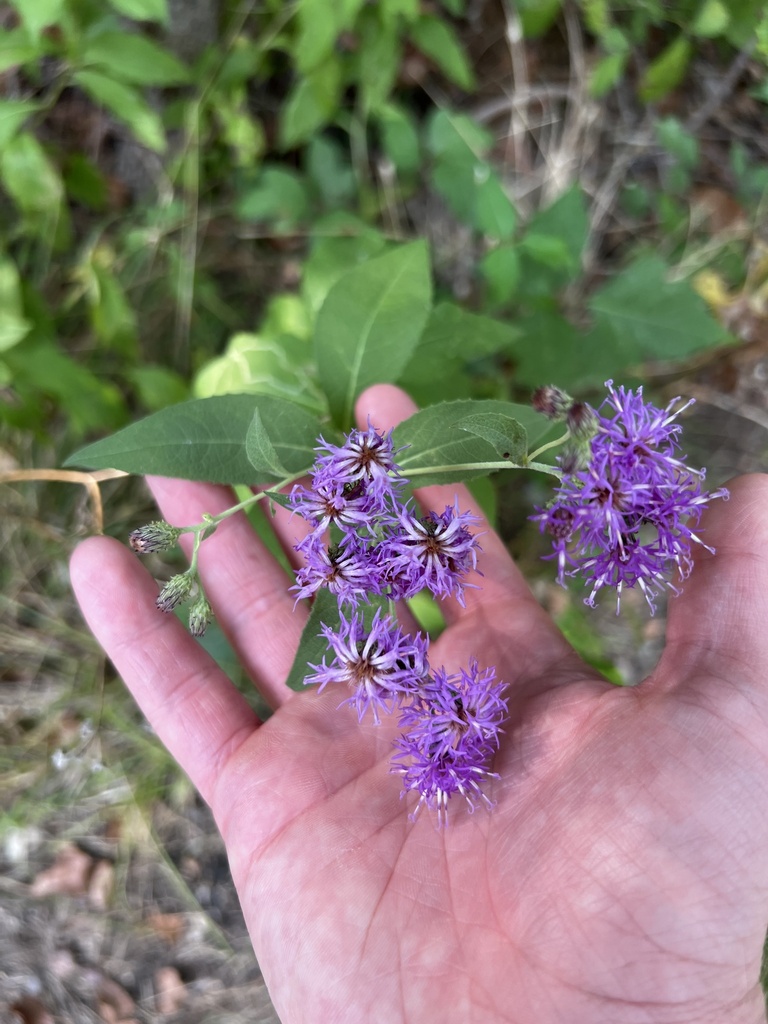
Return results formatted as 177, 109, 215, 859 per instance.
315, 241, 432, 428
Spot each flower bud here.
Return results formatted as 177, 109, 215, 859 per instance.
188, 593, 213, 638
565, 402, 599, 442
129, 521, 182, 554
156, 572, 194, 613
531, 385, 573, 421
559, 439, 593, 475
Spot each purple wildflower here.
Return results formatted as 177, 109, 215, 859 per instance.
533, 380, 729, 613
291, 534, 384, 606
381, 500, 482, 605
305, 609, 429, 724
289, 478, 380, 538
313, 422, 405, 495
393, 660, 507, 825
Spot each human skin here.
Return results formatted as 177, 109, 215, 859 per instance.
70, 384, 768, 1024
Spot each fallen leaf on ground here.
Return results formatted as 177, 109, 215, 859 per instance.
30, 844, 93, 897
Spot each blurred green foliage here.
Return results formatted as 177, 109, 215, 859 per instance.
0, 0, 766, 455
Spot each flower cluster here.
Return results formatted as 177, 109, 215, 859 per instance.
533, 381, 729, 613
289, 423, 482, 608
290, 424, 505, 823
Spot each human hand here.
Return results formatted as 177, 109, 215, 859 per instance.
70, 384, 768, 1024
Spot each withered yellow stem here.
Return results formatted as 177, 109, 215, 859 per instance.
0, 468, 128, 534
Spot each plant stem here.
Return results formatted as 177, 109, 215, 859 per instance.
527, 430, 570, 462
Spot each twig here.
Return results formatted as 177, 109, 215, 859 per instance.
686, 39, 757, 134
0, 469, 128, 534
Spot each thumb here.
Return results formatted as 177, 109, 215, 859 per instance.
660, 473, 768, 692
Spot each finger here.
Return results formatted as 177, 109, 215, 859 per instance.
70, 536, 259, 808
147, 476, 306, 709
356, 385, 586, 686
660, 473, 768, 696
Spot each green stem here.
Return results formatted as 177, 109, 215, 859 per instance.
527, 430, 570, 462
180, 472, 305, 537
405, 460, 563, 480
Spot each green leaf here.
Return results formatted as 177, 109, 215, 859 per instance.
107, 0, 169, 22
691, 0, 730, 37
306, 135, 355, 209
82, 31, 190, 86
0, 256, 31, 352
376, 103, 420, 174
356, 8, 401, 109
315, 241, 432, 428
409, 15, 474, 89
0, 131, 62, 213
63, 153, 109, 210
8, 0, 65, 40
439, 0, 466, 13
74, 71, 166, 151
394, 399, 552, 485
280, 60, 342, 149
519, 232, 576, 270
480, 245, 520, 309
474, 172, 516, 240
0, 31, 39, 75
285, 589, 341, 691
0, 100, 41, 151
235, 166, 309, 229
638, 36, 692, 102
126, 365, 188, 410
458, 412, 527, 461
526, 186, 587, 267
588, 51, 627, 97
401, 302, 519, 405
518, 0, 562, 37
656, 116, 698, 169
245, 407, 290, 478
295, 0, 366, 73
65, 395, 323, 483
6, 341, 126, 434
589, 255, 725, 360
302, 217, 387, 314
426, 108, 492, 161
513, 310, 633, 390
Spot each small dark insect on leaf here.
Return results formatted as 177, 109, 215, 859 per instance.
502, 452, 510, 459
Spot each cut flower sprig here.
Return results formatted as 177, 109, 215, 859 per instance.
127, 381, 727, 821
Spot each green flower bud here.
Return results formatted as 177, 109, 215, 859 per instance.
565, 402, 599, 442
188, 593, 213, 638
156, 572, 194, 613
531, 385, 573, 421
129, 521, 182, 554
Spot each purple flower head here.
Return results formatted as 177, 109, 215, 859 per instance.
382, 500, 482, 605
305, 608, 429, 724
314, 422, 406, 489
288, 478, 379, 538
533, 381, 729, 613
291, 534, 384, 606
392, 660, 507, 825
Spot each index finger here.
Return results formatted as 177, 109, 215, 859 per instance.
356, 385, 574, 653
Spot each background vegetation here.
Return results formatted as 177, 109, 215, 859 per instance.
2, 0, 768, 1020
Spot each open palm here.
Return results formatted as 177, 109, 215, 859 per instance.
71, 385, 768, 1024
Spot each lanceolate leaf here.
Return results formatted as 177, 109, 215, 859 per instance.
66, 395, 322, 483
394, 399, 551, 485
285, 589, 341, 691
315, 241, 431, 429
